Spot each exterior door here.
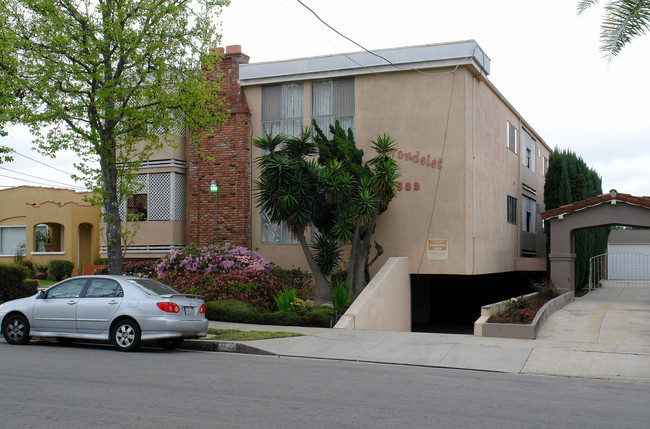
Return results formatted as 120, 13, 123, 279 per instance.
32, 278, 88, 333
76, 278, 124, 334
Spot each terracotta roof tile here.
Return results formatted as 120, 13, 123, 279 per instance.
541, 190, 650, 220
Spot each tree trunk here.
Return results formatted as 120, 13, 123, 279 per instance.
296, 231, 331, 303
101, 157, 123, 275
349, 212, 379, 296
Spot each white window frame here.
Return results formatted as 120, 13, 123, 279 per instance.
0, 226, 27, 257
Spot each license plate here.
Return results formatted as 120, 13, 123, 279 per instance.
184, 307, 193, 316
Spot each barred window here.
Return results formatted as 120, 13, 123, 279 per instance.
261, 213, 299, 245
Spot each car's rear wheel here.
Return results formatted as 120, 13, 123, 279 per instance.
156, 338, 184, 350
111, 319, 141, 352
3, 314, 32, 345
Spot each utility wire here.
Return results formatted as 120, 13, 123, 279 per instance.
10, 150, 76, 176
0, 166, 86, 190
0, 173, 82, 189
295, 0, 481, 77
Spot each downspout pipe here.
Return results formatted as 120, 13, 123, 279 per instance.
472, 76, 477, 275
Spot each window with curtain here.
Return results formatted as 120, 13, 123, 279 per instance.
311, 78, 355, 137
260, 83, 305, 244
261, 83, 304, 138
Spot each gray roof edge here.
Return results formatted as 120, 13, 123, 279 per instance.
239, 40, 490, 85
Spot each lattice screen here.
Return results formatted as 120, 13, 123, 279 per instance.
149, 173, 171, 221
173, 173, 186, 220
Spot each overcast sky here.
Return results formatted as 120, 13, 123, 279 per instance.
2, 0, 648, 196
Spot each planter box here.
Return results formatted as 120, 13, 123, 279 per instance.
83, 265, 107, 275
474, 291, 574, 339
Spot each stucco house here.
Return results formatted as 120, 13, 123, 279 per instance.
0, 186, 101, 275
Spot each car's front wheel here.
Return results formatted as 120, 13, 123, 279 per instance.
111, 319, 141, 352
2, 314, 32, 345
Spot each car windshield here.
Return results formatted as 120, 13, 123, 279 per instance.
128, 279, 179, 296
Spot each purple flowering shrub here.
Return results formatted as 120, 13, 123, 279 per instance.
156, 243, 272, 277
155, 244, 281, 309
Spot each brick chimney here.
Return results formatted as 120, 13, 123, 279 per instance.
187, 45, 251, 247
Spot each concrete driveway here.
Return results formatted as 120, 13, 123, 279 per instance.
537, 282, 650, 345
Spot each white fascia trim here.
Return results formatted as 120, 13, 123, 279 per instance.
239, 40, 490, 86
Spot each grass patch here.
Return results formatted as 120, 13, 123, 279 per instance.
205, 328, 302, 341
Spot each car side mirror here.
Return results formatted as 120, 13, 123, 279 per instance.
37, 290, 46, 299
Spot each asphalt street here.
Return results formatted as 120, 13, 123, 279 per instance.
1, 341, 649, 428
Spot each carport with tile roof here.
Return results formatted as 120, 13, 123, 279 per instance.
542, 190, 650, 292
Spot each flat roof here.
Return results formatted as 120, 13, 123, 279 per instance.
239, 40, 490, 86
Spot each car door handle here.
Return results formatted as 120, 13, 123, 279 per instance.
108, 300, 119, 305
67, 301, 77, 305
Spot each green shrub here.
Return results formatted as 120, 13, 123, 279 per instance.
0, 263, 29, 301
18, 260, 36, 279
330, 270, 347, 287
505, 296, 530, 312
24, 279, 39, 295
271, 266, 314, 297
331, 281, 353, 315
205, 300, 262, 324
275, 288, 298, 312
48, 260, 74, 281
530, 278, 560, 299
205, 299, 334, 327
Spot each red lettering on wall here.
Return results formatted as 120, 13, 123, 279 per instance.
396, 182, 420, 192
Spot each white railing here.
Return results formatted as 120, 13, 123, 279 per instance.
589, 252, 650, 290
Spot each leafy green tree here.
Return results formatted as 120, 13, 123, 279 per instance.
544, 148, 609, 289
313, 122, 399, 295
1, 0, 230, 274
578, 0, 650, 58
254, 122, 400, 301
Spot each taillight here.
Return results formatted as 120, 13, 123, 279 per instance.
157, 302, 180, 313
199, 304, 205, 314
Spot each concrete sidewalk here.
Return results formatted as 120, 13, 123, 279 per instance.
196, 286, 650, 382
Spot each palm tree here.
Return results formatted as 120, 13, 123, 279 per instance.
578, 0, 650, 58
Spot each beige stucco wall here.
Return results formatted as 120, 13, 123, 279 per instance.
246, 65, 549, 277
335, 257, 411, 332
0, 186, 101, 274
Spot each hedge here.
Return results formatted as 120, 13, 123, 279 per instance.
0, 263, 33, 302
205, 299, 334, 328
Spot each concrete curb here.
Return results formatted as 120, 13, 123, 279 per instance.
181, 339, 276, 356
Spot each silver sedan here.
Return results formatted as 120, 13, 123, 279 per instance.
0, 275, 208, 351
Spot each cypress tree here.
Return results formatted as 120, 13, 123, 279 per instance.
544, 148, 609, 289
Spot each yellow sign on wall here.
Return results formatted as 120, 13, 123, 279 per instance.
427, 239, 448, 260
